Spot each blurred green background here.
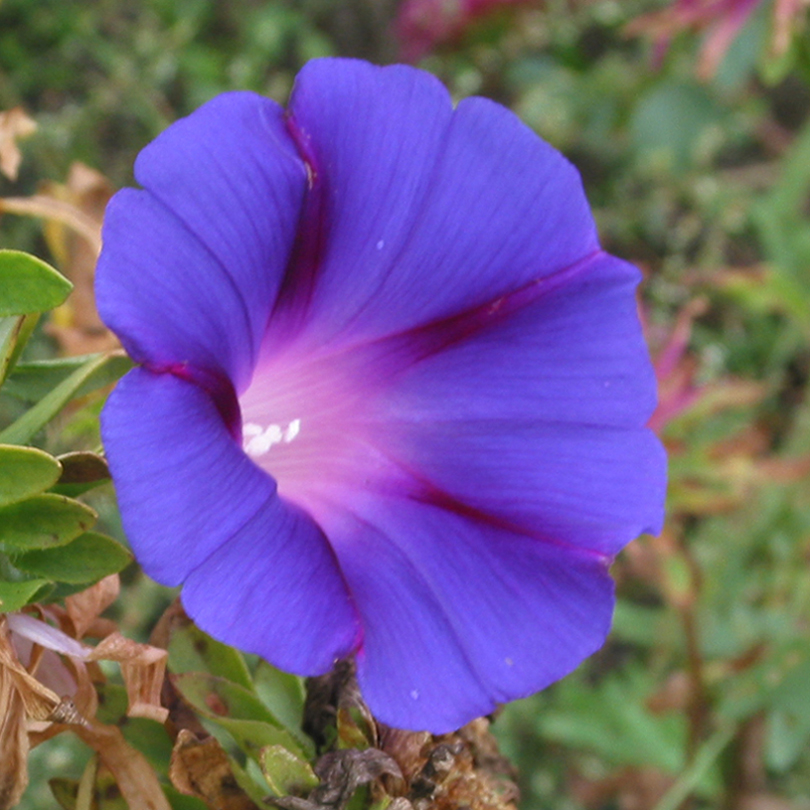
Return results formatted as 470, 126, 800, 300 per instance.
2, 0, 810, 808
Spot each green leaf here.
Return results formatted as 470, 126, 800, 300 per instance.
207, 716, 306, 763
0, 444, 62, 507
0, 493, 96, 551
259, 745, 319, 796
0, 249, 72, 315
0, 313, 38, 386
0, 578, 52, 612
74, 682, 177, 801
763, 653, 810, 772
254, 661, 307, 742
0, 353, 121, 445
536, 668, 687, 773
51, 451, 110, 497
50, 769, 130, 810
12, 531, 131, 584
0, 316, 21, 384
229, 756, 278, 805
168, 622, 253, 690
49, 777, 79, 810
173, 672, 283, 727
173, 673, 306, 760
630, 81, 718, 172
653, 724, 735, 810
161, 786, 209, 810
4, 353, 133, 404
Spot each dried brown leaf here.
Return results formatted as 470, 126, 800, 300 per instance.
0, 160, 117, 355
66, 575, 120, 638
408, 719, 519, 810
0, 195, 101, 251
42, 162, 117, 355
269, 749, 402, 810
73, 721, 171, 810
0, 108, 36, 181
0, 632, 30, 810
0, 689, 28, 810
302, 664, 518, 810
88, 632, 168, 722
379, 727, 432, 782
169, 729, 260, 810
0, 618, 61, 721
0, 617, 93, 808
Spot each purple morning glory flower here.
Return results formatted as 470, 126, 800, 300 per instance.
96, 58, 666, 733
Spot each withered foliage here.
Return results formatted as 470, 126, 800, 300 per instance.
0, 578, 170, 810
0, 158, 118, 355
0, 108, 36, 182
170, 729, 262, 810
276, 661, 520, 810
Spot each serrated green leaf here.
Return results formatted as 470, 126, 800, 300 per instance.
0, 353, 120, 445
0, 444, 62, 507
0, 249, 72, 315
168, 622, 253, 690
12, 531, 131, 584
4, 353, 133, 404
0, 577, 52, 612
259, 744, 318, 796
0, 493, 96, 551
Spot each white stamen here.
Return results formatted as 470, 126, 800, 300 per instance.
244, 420, 302, 457
284, 418, 301, 442
376, 239, 385, 250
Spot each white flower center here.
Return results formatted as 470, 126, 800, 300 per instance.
243, 418, 302, 456
237, 342, 393, 515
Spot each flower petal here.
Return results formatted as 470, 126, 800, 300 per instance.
278, 58, 597, 347
101, 368, 276, 585
383, 421, 665, 557
96, 93, 306, 389
356, 252, 666, 556
181, 496, 360, 675
319, 494, 614, 732
377, 253, 657, 427
97, 192, 253, 387
102, 369, 359, 673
